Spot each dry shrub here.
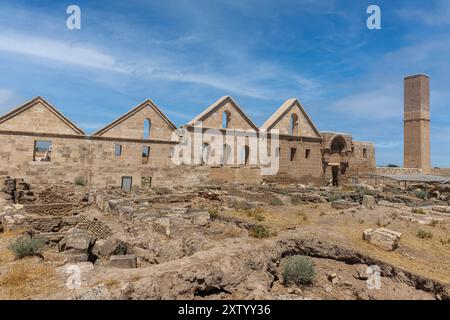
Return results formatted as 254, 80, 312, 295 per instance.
243, 207, 265, 222
249, 225, 269, 239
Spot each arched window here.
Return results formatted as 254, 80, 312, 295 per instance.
222, 111, 231, 129
143, 119, 151, 139
330, 136, 346, 154
290, 114, 299, 136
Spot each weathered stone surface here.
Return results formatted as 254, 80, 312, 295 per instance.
190, 210, 210, 226
109, 254, 137, 268
331, 201, 359, 210
362, 195, 375, 210
154, 217, 171, 237
64, 228, 96, 252
61, 249, 89, 263
73, 284, 111, 300
0, 213, 27, 232
432, 206, 450, 213
363, 228, 401, 251
57, 262, 95, 274
94, 237, 127, 257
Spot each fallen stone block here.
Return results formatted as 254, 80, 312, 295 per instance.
93, 237, 127, 257
363, 228, 401, 251
63, 228, 96, 252
109, 254, 137, 268
362, 195, 375, 210
61, 249, 89, 263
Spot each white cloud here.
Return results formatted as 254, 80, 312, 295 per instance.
329, 84, 402, 120
0, 32, 128, 73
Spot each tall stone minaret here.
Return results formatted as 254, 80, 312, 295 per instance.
403, 74, 431, 174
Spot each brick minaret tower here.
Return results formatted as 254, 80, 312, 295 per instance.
404, 74, 431, 173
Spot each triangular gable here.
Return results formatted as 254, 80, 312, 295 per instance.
187, 96, 259, 131
261, 98, 321, 137
0, 96, 85, 135
93, 99, 177, 137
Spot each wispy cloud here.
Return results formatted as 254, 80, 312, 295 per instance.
0, 32, 127, 73
396, 0, 450, 27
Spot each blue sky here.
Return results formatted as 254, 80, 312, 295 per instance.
0, 0, 449, 167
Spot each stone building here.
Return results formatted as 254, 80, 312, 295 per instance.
0, 95, 375, 189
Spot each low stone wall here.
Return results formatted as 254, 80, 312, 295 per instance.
431, 168, 450, 178
376, 167, 423, 175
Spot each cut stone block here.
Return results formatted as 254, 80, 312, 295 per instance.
109, 254, 137, 268
363, 228, 401, 251
362, 195, 375, 210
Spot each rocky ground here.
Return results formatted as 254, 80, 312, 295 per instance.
0, 178, 449, 300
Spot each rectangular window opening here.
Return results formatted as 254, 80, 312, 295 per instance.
121, 176, 132, 192
305, 149, 311, 159
115, 144, 122, 156
290, 148, 297, 162
33, 140, 52, 162
142, 146, 150, 164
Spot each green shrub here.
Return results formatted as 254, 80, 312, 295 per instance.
414, 190, 429, 200
355, 186, 375, 197
249, 225, 269, 238
329, 193, 342, 202
270, 198, 283, 206
282, 255, 316, 286
416, 230, 433, 240
74, 176, 87, 186
9, 236, 44, 259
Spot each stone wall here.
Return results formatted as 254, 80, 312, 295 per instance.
431, 168, 450, 178
376, 167, 423, 175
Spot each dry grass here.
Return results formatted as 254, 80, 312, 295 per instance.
96, 278, 120, 290
0, 258, 58, 299
221, 203, 333, 233
0, 229, 28, 263
331, 217, 450, 285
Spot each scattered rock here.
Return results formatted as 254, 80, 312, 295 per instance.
362, 228, 401, 251
73, 284, 111, 300
354, 266, 369, 280
362, 195, 375, 210
13, 203, 24, 210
